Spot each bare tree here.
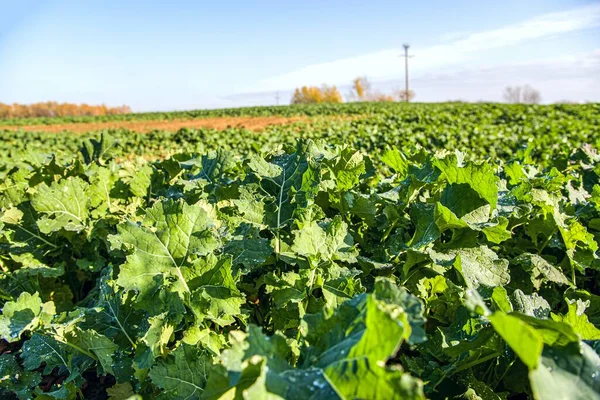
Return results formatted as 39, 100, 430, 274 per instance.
503, 86, 522, 103
503, 85, 541, 104
396, 89, 416, 102
522, 85, 541, 104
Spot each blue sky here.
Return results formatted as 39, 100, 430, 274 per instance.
0, 0, 599, 110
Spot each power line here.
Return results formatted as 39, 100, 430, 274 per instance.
400, 44, 414, 102
275, 92, 280, 105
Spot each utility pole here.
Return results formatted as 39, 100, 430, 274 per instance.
400, 44, 414, 102
275, 92, 280, 106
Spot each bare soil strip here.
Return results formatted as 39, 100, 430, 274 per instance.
0, 116, 312, 134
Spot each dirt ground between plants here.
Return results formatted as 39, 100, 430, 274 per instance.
0, 116, 312, 134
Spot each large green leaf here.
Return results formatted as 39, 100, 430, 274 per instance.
149, 345, 211, 400
433, 154, 498, 211
490, 312, 544, 370
20, 333, 94, 390
31, 176, 90, 233
246, 141, 320, 253
529, 343, 600, 400
0, 292, 55, 342
187, 255, 245, 327
290, 216, 358, 265
551, 299, 600, 340
110, 199, 219, 311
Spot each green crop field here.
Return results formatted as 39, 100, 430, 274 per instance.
1, 102, 600, 399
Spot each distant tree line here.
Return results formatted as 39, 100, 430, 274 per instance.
291, 77, 415, 105
291, 78, 550, 105
0, 102, 131, 119
0, 84, 555, 116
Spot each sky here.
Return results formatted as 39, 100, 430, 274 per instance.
0, 0, 599, 111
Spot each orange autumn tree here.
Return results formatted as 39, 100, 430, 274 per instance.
291, 85, 342, 104
0, 102, 131, 119
291, 87, 323, 104
322, 85, 343, 103
351, 76, 371, 101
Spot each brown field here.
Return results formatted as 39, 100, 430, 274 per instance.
0, 116, 313, 134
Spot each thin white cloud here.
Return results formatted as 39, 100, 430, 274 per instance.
439, 6, 600, 52
258, 4, 600, 91
439, 31, 471, 43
